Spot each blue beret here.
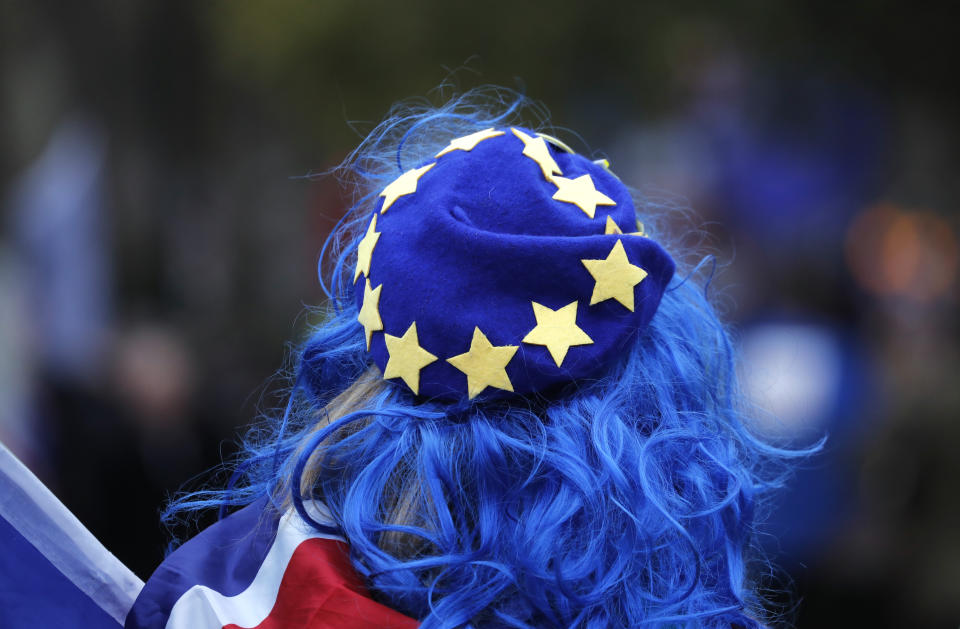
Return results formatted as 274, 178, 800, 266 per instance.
353, 127, 675, 401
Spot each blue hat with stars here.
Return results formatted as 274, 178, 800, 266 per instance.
353, 127, 676, 401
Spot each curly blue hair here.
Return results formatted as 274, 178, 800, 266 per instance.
165, 87, 810, 628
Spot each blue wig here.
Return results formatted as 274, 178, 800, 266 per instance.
165, 88, 809, 628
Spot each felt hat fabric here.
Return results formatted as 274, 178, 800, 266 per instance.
354, 127, 675, 401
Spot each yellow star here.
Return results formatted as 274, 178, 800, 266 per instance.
357, 279, 383, 350
521, 301, 594, 367
581, 239, 649, 311
634, 219, 646, 237
511, 127, 562, 180
435, 128, 505, 158
551, 174, 616, 219
604, 215, 623, 235
354, 214, 381, 282
447, 327, 518, 399
383, 322, 437, 395
379, 163, 435, 213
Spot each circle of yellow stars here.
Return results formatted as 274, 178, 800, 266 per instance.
354, 127, 652, 398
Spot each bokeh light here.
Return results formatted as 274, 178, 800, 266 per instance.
846, 203, 958, 302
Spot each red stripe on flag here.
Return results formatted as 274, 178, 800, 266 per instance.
223, 538, 418, 629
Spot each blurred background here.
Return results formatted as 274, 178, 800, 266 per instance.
1, 2, 957, 626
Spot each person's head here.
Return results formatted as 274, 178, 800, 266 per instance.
171, 88, 804, 628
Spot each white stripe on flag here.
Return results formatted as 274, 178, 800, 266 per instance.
0, 442, 145, 625
165, 502, 344, 629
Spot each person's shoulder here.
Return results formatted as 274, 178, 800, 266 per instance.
125, 498, 417, 629
124, 497, 281, 628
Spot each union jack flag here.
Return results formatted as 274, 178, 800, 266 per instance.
0, 441, 417, 628
126, 498, 419, 629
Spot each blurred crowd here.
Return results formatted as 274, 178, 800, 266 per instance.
1, 2, 957, 626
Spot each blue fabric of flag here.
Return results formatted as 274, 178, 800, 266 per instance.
0, 514, 120, 628
0, 441, 142, 628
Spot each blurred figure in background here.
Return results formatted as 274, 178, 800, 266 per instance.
6, 116, 111, 471
3, 116, 217, 578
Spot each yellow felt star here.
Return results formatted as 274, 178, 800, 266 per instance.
511, 127, 562, 180
581, 239, 648, 311
521, 301, 594, 367
354, 214, 381, 282
357, 279, 383, 350
379, 163, 435, 213
552, 174, 616, 219
447, 327, 518, 399
604, 215, 623, 235
435, 128, 505, 158
604, 215, 646, 236
383, 322, 437, 395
